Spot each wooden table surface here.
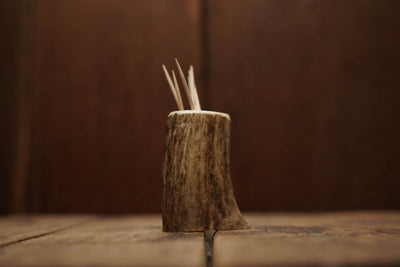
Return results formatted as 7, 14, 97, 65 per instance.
0, 212, 399, 267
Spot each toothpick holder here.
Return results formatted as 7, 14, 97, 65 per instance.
162, 110, 249, 232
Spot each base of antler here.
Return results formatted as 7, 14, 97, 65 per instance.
162, 111, 249, 232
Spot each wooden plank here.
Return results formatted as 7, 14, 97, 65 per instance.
207, 0, 400, 210
214, 212, 400, 266
0, 215, 204, 267
26, 0, 203, 213
0, 215, 94, 246
0, 0, 24, 214
9, 0, 35, 213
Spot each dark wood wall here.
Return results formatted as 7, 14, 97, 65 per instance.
207, 0, 400, 211
0, 0, 21, 214
1, 0, 399, 213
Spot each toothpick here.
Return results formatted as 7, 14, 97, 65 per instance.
172, 70, 184, 110
162, 65, 183, 110
175, 58, 195, 110
188, 66, 201, 110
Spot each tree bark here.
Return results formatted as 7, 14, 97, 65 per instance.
162, 110, 249, 231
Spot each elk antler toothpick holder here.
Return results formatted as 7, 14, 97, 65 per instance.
161, 60, 249, 232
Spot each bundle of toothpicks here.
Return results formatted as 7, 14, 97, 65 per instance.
162, 59, 201, 111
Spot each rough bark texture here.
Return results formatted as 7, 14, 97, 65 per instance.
162, 111, 249, 232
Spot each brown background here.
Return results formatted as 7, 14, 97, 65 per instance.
1, 0, 399, 214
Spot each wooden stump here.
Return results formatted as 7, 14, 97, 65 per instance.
162, 110, 249, 232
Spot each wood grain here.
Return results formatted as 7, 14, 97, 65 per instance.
0, 215, 93, 247
2, 0, 400, 214
0, 0, 20, 214
207, 0, 400, 211
26, 0, 203, 213
0, 215, 204, 267
214, 212, 400, 267
1, 213, 399, 266
162, 111, 248, 231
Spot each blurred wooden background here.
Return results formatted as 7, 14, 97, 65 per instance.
1, 0, 399, 214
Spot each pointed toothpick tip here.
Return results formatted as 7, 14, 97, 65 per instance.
175, 58, 195, 110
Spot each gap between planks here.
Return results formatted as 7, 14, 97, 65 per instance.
204, 230, 217, 267
0, 224, 216, 267
0, 215, 211, 267
2, 213, 400, 266
0, 217, 97, 249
